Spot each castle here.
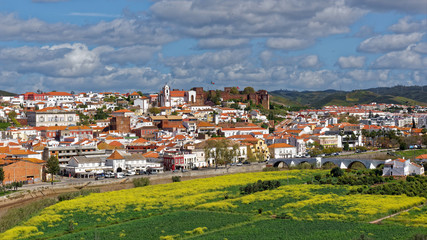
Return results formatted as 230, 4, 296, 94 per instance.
159, 85, 269, 109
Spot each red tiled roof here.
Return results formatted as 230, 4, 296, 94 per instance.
46, 92, 72, 96
170, 91, 185, 97
109, 141, 123, 147
107, 150, 124, 160
268, 143, 295, 148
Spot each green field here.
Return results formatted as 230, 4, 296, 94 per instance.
395, 149, 427, 160
1, 170, 426, 240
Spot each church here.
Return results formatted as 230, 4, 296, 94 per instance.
158, 84, 197, 107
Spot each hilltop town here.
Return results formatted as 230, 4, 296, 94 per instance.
0, 85, 426, 185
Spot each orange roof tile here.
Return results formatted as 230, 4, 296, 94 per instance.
268, 143, 295, 148
131, 138, 149, 145
171, 91, 185, 97
107, 150, 124, 160
416, 154, 427, 159
46, 91, 72, 96
109, 141, 123, 147
142, 151, 159, 158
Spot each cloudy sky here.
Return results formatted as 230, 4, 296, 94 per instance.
0, 0, 426, 94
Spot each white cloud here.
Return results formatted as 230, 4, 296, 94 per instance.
413, 42, 427, 54
197, 38, 249, 49
0, 13, 175, 47
337, 56, 366, 68
346, 69, 389, 82
151, 0, 365, 44
266, 38, 312, 50
165, 49, 251, 69
348, 0, 427, 14
389, 17, 427, 33
372, 48, 427, 70
358, 32, 424, 53
299, 55, 321, 68
96, 45, 161, 66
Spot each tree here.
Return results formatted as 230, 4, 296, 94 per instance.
243, 87, 255, 94
94, 108, 109, 120
204, 139, 239, 168
148, 107, 161, 115
7, 111, 17, 120
0, 167, 4, 187
330, 167, 344, 177
230, 87, 239, 95
46, 155, 60, 185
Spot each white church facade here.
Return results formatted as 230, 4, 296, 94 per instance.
159, 84, 197, 107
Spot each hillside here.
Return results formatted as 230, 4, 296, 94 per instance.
1, 170, 426, 240
0, 90, 16, 96
270, 85, 427, 108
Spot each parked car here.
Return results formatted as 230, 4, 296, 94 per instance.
105, 172, 114, 178
236, 162, 243, 166
115, 172, 125, 179
95, 174, 105, 180
125, 170, 136, 176
243, 161, 251, 165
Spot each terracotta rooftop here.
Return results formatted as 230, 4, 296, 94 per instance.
107, 150, 124, 160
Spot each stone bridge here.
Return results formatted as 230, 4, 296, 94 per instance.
267, 157, 386, 169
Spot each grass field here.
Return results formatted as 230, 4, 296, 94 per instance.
395, 149, 427, 160
1, 170, 426, 240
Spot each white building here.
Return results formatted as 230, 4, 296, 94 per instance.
383, 159, 424, 176
134, 97, 150, 114
268, 143, 297, 159
64, 156, 111, 178
26, 107, 79, 127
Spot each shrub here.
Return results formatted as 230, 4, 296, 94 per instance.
262, 167, 279, 172
331, 167, 344, 177
57, 189, 100, 202
172, 176, 181, 182
240, 180, 281, 195
133, 177, 150, 187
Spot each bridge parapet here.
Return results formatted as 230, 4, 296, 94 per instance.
268, 158, 387, 169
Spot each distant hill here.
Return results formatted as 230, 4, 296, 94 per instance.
0, 90, 17, 96
270, 85, 427, 108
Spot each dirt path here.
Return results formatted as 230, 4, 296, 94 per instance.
369, 204, 424, 224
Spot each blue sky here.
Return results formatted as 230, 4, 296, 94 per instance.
0, 0, 426, 93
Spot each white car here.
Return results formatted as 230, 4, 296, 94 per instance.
125, 170, 136, 176
115, 172, 125, 178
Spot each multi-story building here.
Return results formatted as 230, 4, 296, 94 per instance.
42, 145, 107, 164
27, 107, 78, 127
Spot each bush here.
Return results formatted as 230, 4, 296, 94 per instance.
133, 177, 150, 187
262, 167, 279, 172
331, 167, 344, 177
57, 189, 100, 202
172, 176, 181, 182
240, 180, 281, 195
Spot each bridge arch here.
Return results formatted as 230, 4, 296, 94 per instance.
321, 161, 338, 169
298, 161, 313, 169
273, 161, 289, 169
348, 161, 367, 170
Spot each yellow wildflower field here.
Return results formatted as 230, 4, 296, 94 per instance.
1, 170, 425, 240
